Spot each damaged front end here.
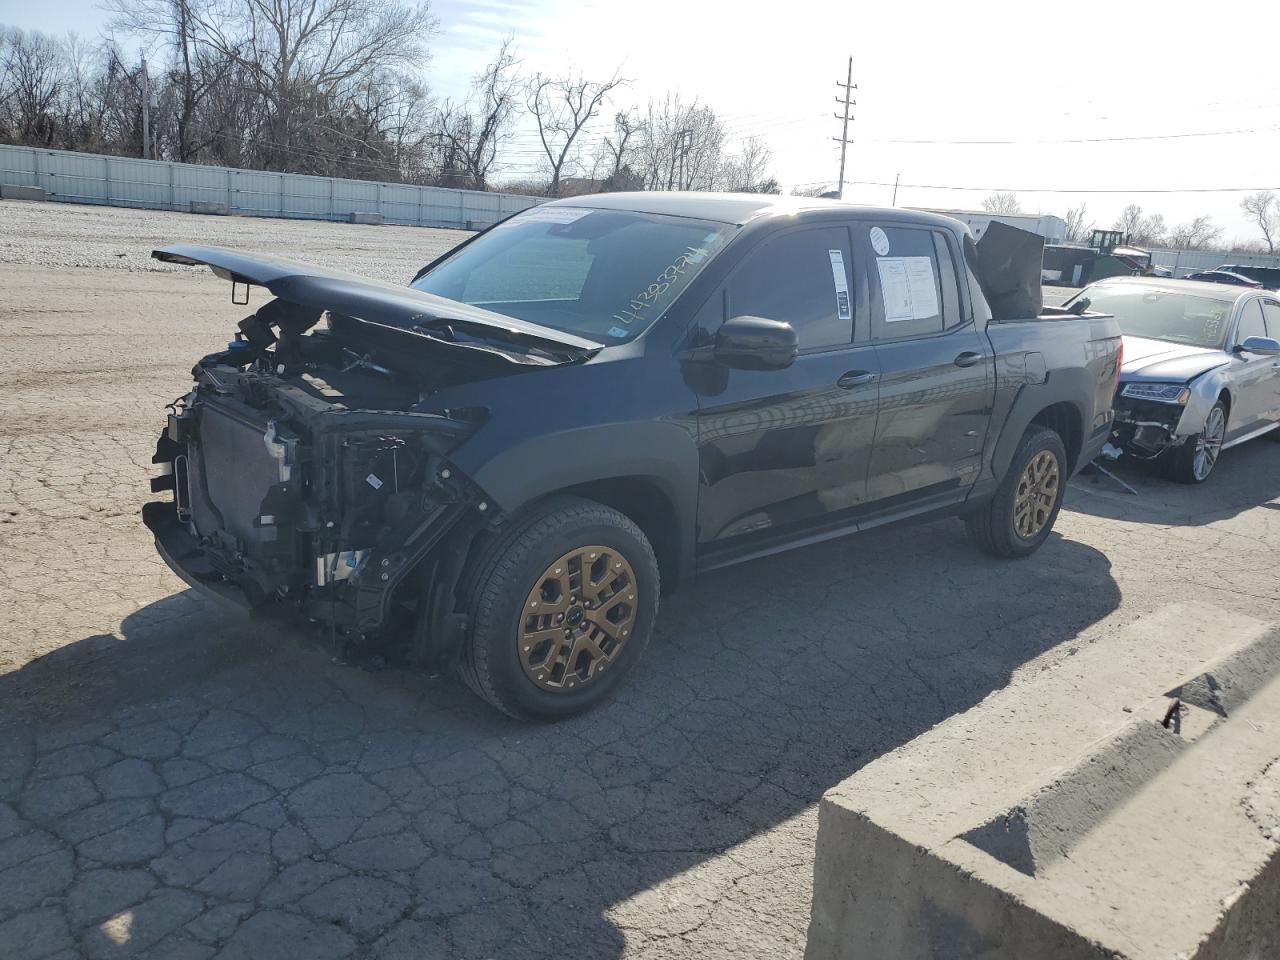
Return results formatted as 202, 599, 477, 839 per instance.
142, 245, 597, 668
1109, 382, 1192, 459
144, 376, 485, 666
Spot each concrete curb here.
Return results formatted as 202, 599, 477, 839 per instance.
806, 603, 1280, 960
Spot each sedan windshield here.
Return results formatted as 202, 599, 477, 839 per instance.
411, 206, 733, 344
1077, 286, 1233, 349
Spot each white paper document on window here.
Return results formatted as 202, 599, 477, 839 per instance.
877, 256, 939, 322
827, 249, 851, 320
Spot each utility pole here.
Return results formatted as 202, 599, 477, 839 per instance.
833, 57, 855, 200
141, 54, 152, 160
892, 172, 900, 206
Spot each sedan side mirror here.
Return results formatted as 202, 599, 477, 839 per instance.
714, 315, 799, 371
1238, 336, 1280, 356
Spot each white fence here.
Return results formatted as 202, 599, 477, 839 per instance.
0, 145, 543, 229
1145, 246, 1280, 277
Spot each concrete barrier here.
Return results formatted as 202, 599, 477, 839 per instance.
189, 200, 230, 215
1, 184, 47, 201
348, 211, 383, 225
806, 603, 1280, 960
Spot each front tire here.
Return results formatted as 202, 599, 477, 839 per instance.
1167, 400, 1226, 484
966, 426, 1068, 558
458, 496, 659, 722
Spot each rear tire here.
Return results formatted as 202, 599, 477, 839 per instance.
966, 426, 1068, 558
1167, 400, 1226, 484
458, 496, 659, 722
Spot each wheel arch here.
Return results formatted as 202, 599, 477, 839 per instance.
459, 421, 701, 590
1029, 401, 1084, 474
553, 476, 684, 591
990, 383, 1091, 482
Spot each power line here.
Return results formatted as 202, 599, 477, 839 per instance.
857, 124, 1280, 146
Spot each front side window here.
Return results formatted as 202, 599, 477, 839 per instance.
411, 206, 733, 344
726, 227, 855, 351
1236, 300, 1267, 345
1259, 299, 1280, 339
1080, 286, 1234, 349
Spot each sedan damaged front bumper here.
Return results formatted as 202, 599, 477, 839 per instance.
1110, 396, 1192, 459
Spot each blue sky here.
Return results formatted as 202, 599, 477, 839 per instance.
5, 0, 1280, 244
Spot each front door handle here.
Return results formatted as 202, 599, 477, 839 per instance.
837, 370, 878, 389
954, 351, 982, 368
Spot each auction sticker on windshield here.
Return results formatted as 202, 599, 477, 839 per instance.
504, 206, 591, 226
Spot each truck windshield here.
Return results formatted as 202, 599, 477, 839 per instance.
410, 207, 732, 344
1079, 286, 1233, 349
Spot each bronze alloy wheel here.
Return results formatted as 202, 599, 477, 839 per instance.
518, 545, 638, 693
1013, 450, 1061, 539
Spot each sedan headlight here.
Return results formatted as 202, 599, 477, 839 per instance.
1120, 382, 1190, 405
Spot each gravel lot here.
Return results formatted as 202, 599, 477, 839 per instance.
1, 200, 1278, 960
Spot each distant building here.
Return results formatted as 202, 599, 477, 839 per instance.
914, 208, 1068, 244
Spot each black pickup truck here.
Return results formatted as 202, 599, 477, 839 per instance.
144, 195, 1120, 720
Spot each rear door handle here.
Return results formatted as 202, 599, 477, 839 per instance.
837, 370, 878, 389
954, 351, 983, 368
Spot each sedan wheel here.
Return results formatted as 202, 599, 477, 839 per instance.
1169, 400, 1227, 484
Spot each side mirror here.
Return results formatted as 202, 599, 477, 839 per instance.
714, 315, 799, 371
1238, 336, 1280, 356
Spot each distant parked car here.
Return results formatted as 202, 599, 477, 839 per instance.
1215, 264, 1280, 290
1067, 277, 1280, 483
1184, 270, 1262, 288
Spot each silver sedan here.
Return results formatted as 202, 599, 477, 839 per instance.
1067, 277, 1280, 482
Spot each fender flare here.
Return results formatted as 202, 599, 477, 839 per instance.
989, 371, 1090, 481
459, 421, 701, 583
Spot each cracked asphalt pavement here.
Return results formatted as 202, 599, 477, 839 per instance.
2, 201, 1279, 959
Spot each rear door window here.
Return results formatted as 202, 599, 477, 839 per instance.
862, 224, 959, 340
727, 227, 855, 351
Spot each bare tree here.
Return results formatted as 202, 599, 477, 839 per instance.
601, 108, 637, 175
631, 93, 725, 191
1063, 203, 1094, 243
526, 68, 625, 197
1167, 215, 1223, 251
791, 183, 834, 198
107, 0, 436, 168
1241, 190, 1277, 255
721, 135, 774, 193
981, 192, 1022, 214
434, 38, 521, 190
0, 28, 67, 144
1135, 213, 1166, 246
1113, 204, 1166, 246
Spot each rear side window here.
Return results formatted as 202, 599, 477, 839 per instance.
1261, 299, 1280, 338
727, 227, 854, 351
864, 225, 959, 340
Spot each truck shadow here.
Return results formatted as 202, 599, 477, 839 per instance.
0, 521, 1119, 959
1068, 437, 1280, 528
